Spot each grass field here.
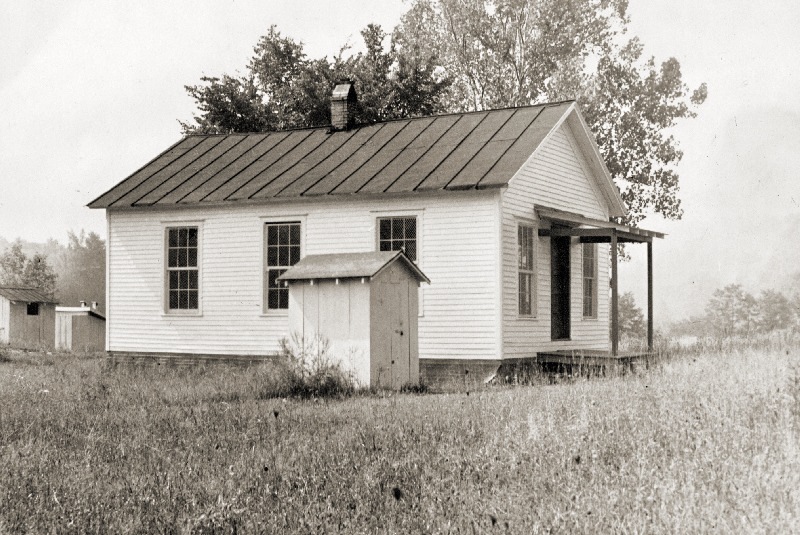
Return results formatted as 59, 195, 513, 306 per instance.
1, 344, 798, 533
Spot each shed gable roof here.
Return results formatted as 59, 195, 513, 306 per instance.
87, 101, 614, 209
277, 251, 429, 283
0, 287, 57, 304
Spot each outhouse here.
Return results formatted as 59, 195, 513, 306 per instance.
277, 251, 429, 389
55, 302, 106, 352
0, 287, 57, 349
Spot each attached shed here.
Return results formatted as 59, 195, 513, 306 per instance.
0, 287, 57, 349
278, 251, 429, 389
55, 304, 106, 352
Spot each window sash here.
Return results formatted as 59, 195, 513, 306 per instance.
378, 217, 417, 261
582, 243, 597, 318
166, 227, 199, 311
518, 225, 535, 316
265, 222, 301, 310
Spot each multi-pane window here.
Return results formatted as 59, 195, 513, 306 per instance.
518, 225, 535, 316
265, 222, 301, 310
378, 217, 417, 261
166, 227, 199, 310
583, 243, 597, 318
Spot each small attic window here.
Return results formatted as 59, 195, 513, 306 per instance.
27, 303, 39, 316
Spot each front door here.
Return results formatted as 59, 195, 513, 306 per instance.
550, 235, 571, 340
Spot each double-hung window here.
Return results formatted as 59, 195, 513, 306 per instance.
583, 243, 598, 318
265, 222, 301, 310
378, 217, 417, 261
518, 225, 536, 316
166, 226, 199, 311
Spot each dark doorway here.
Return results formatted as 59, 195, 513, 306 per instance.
550, 235, 571, 340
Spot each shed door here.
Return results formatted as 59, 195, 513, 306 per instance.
550, 235, 571, 340
389, 281, 411, 389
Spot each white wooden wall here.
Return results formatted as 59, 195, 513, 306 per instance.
0, 297, 9, 344
501, 121, 611, 358
107, 191, 500, 361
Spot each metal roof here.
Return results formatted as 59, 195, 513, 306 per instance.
277, 251, 430, 283
88, 102, 576, 209
0, 287, 58, 303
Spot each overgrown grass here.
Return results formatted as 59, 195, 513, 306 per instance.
1, 345, 798, 533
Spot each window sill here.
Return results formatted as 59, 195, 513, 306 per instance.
260, 310, 289, 318
161, 311, 203, 318
517, 315, 539, 320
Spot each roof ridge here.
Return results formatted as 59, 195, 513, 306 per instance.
182, 100, 577, 138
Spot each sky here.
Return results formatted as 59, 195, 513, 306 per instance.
1, 0, 798, 323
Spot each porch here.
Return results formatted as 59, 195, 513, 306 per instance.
536, 207, 665, 357
536, 349, 655, 376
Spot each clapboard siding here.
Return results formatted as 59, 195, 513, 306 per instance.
108, 191, 500, 360
501, 121, 610, 358
0, 297, 10, 344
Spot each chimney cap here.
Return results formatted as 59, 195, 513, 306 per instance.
332, 82, 357, 102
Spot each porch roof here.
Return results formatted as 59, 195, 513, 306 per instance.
536, 207, 665, 243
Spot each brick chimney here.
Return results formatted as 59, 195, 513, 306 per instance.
331, 82, 357, 131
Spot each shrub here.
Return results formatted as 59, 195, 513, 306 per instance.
262, 333, 355, 399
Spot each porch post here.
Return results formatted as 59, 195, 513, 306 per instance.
610, 230, 618, 356
647, 240, 653, 351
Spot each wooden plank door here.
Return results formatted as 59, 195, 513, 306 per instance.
550, 235, 571, 340
390, 281, 410, 389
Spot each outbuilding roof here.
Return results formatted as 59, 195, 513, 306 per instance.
88, 101, 605, 209
277, 251, 430, 283
0, 287, 57, 304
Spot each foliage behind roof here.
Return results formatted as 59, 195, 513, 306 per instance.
0, 287, 57, 304
89, 102, 584, 209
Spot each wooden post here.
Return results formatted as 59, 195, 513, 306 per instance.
611, 230, 618, 357
647, 240, 653, 351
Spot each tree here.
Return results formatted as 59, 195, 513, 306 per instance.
618, 291, 645, 338
181, 25, 451, 134
395, 0, 707, 226
705, 284, 758, 337
0, 241, 27, 286
0, 240, 58, 297
756, 289, 793, 332
56, 231, 106, 311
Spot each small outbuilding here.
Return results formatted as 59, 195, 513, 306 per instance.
55, 302, 106, 352
0, 287, 57, 349
278, 251, 429, 389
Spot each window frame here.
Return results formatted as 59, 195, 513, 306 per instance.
517, 223, 537, 317
261, 216, 305, 315
582, 242, 598, 319
162, 222, 203, 316
373, 210, 424, 316
376, 215, 419, 262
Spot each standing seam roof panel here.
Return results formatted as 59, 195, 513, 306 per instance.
417, 108, 516, 191
233, 129, 332, 199
250, 130, 356, 199
386, 112, 487, 193
329, 120, 412, 194
364, 115, 462, 194
446, 107, 543, 190
178, 133, 283, 203
89, 136, 203, 208
203, 130, 313, 202
158, 135, 267, 205
277, 125, 384, 197
111, 136, 225, 207
134, 135, 247, 205
336, 118, 435, 194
